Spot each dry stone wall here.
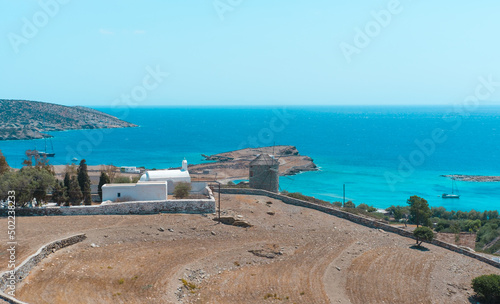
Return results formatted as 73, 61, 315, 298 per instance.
0, 234, 87, 304
218, 187, 500, 269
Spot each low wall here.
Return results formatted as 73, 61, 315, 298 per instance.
0, 234, 87, 304
1, 188, 216, 217
217, 188, 500, 269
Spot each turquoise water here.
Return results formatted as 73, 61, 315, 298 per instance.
1, 106, 500, 211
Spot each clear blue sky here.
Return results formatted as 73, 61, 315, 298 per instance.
1, 0, 499, 106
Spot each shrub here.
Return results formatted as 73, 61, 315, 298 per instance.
114, 176, 131, 183
472, 274, 500, 303
174, 182, 191, 199
413, 226, 434, 246
344, 200, 355, 208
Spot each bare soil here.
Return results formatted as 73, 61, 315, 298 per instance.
436, 232, 477, 249
1, 194, 499, 304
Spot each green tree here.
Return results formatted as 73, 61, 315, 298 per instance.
52, 181, 69, 206
0, 150, 10, 175
63, 172, 71, 190
98, 171, 110, 202
68, 176, 83, 206
77, 159, 92, 205
344, 200, 355, 208
407, 196, 431, 227
488, 210, 499, 220
413, 226, 434, 247
0, 167, 55, 207
465, 219, 481, 233
357, 203, 369, 211
174, 182, 191, 199
472, 274, 500, 303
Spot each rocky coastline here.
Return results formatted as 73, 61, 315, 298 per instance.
190, 145, 318, 181
442, 174, 500, 182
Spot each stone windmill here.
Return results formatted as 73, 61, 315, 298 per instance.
249, 154, 279, 193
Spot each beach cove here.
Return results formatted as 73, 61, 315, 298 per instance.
1, 106, 500, 211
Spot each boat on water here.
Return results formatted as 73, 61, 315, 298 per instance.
36, 138, 55, 157
442, 179, 460, 199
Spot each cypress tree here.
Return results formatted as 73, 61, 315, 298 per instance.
77, 159, 92, 205
98, 171, 111, 202
68, 176, 83, 206
63, 172, 71, 190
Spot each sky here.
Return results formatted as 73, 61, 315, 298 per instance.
0, 0, 499, 106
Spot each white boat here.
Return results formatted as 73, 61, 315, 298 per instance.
442, 179, 460, 199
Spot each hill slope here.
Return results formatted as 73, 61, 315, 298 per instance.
0, 99, 137, 140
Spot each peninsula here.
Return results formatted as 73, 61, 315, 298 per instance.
0, 99, 137, 140
189, 145, 318, 181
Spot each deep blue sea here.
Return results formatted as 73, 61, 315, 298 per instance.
2, 106, 500, 212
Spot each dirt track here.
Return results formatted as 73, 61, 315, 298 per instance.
0, 194, 499, 304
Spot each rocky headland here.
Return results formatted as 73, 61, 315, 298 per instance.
190, 145, 318, 181
0, 99, 137, 140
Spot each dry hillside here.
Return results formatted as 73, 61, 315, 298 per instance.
0, 194, 499, 304
0, 99, 136, 140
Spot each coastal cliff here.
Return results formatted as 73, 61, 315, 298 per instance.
0, 99, 137, 140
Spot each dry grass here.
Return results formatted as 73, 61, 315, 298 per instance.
0, 194, 498, 304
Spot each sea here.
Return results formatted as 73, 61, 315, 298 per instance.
1, 106, 500, 212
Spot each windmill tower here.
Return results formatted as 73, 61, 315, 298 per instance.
249, 154, 279, 193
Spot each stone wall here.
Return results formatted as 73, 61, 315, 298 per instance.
0, 234, 87, 304
217, 188, 500, 269
0, 187, 216, 217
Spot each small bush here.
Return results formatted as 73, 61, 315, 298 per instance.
114, 176, 132, 183
344, 200, 355, 208
174, 182, 191, 199
413, 226, 434, 246
472, 274, 500, 303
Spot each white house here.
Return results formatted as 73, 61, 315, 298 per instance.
120, 166, 141, 174
139, 159, 191, 194
102, 182, 168, 202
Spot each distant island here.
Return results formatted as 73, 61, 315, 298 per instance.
443, 174, 500, 182
0, 99, 137, 140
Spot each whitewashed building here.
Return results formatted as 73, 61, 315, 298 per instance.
102, 182, 168, 202
120, 166, 141, 174
139, 159, 191, 194
101, 160, 195, 202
